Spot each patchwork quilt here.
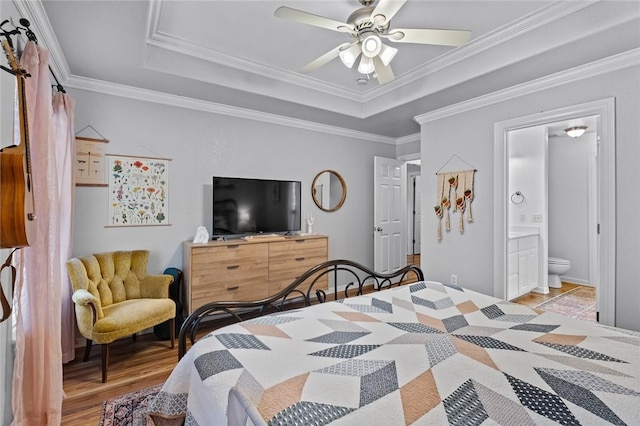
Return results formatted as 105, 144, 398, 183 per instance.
148, 282, 640, 425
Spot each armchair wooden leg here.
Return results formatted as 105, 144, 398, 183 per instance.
83, 339, 93, 362
169, 318, 175, 349
101, 343, 110, 383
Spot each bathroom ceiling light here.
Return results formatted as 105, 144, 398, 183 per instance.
565, 126, 587, 138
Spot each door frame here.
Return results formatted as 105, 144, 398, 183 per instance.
399, 153, 421, 259
493, 98, 616, 325
407, 170, 422, 255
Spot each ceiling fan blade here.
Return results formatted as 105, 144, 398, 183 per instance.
373, 56, 395, 84
275, 6, 354, 34
300, 43, 351, 74
386, 28, 471, 46
371, 0, 407, 26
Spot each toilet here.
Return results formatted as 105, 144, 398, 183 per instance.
548, 257, 571, 289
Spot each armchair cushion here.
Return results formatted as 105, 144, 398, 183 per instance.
92, 298, 175, 343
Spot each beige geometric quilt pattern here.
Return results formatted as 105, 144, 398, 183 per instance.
149, 281, 640, 425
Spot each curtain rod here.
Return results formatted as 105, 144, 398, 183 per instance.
0, 18, 66, 93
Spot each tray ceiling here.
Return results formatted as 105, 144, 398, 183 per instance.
29, 1, 640, 138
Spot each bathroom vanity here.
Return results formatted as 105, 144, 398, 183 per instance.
507, 230, 539, 300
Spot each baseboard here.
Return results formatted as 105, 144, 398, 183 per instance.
561, 276, 591, 286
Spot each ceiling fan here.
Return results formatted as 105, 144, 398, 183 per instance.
274, 0, 471, 84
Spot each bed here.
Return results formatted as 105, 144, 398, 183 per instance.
148, 260, 640, 425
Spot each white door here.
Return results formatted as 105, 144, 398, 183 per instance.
374, 156, 407, 274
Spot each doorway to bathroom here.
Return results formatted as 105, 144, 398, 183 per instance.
493, 98, 616, 326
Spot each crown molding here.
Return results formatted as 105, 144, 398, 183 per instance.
146, 33, 365, 103
414, 48, 640, 125
146, 1, 364, 103
64, 75, 397, 145
13, 0, 70, 81
19, 0, 617, 123
367, 1, 594, 103
145, 0, 595, 118
396, 133, 420, 145
14, 0, 399, 145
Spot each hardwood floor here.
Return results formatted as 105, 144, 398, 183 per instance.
510, 281, 582, 307
62, 335, 181, 424
407, 253, 420, 266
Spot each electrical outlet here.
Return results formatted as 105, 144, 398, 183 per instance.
451, 274, 458, 285
520, 214, 526, 222
532, 214, 543, 223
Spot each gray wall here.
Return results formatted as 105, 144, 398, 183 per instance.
420, 65, 640, 331
69, 89, 397, 273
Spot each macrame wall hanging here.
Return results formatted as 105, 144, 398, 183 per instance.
434, 155, 476, 241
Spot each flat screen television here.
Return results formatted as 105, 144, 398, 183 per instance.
212, 176, 301, 238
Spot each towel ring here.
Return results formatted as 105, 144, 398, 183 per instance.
511, 191, 525, 205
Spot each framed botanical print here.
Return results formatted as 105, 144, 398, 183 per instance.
75, 136, 108, 186
107, 155, 170, 227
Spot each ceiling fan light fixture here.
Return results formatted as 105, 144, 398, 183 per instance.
378, 43, 398, 66
357, 55, 375, 74
565, 126, 588, 138
361, 32, 382, 57
339, 44, 362, 68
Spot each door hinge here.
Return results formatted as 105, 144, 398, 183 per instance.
596, 311, 600, 322
597, 223, 600, 234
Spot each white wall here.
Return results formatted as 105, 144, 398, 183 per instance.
69, 89, 397, 273
420, 65, 640, 331
508, 127, 546, 231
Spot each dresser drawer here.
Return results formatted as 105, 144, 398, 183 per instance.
191, 282, 269, 312
269, 238, 327, 261
190, 261, 269, 310
192, 243, 268, 266
268, 238, 328, 294
189, 243, 269, 310
269, 256, 327, 293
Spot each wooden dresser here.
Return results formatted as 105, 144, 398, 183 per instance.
182, 235, 328, 314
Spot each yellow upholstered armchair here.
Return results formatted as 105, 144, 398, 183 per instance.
66, 250, 176, 382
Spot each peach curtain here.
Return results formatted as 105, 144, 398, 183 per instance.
12, 40, 74, 425
52, 91, 76, 364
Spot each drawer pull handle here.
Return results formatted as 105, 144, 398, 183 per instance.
227, 245, 240, 249
295, 240, 305, 243
295, 257, 305, 261
227, 265, 239, 270
227, 286, 239, 291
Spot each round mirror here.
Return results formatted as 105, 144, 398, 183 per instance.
312, 170, 347, 212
